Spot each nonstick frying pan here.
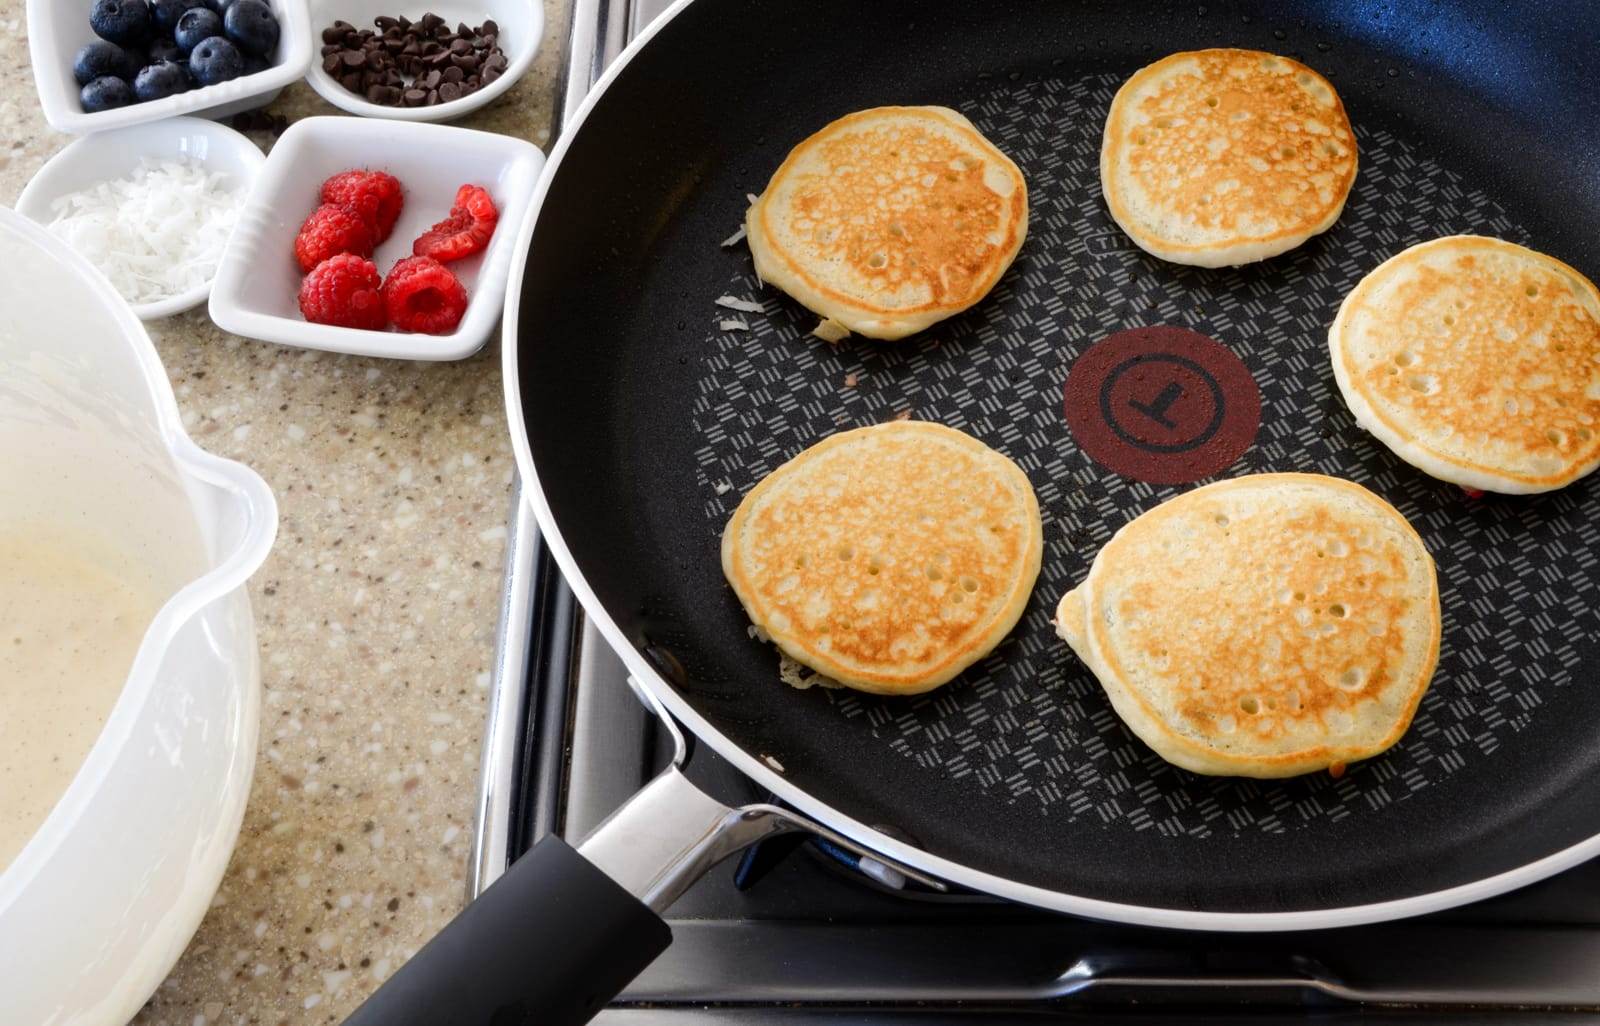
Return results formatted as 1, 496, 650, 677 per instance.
347, 1, 1600, 1022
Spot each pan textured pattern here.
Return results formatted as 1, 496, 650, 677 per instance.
690, 70, 1600, 838
745, 106, 1029, 340
1057, 474, 1440, 778
721, 421, 1043, 696
1101, 49, 1357, 267
1331, 236, 1600, 494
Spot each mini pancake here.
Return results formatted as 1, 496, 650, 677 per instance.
1056, 473, 1439, 778
1331, 235, 1600, 494
745, 105, 1028, 341
723, 421, 1042, 696
1101, 48, 1357, 267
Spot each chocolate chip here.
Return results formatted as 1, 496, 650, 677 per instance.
322, 10, 513, 107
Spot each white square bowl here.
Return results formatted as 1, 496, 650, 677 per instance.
209, 115, 543, 360
305, 0, 543, 123
27, 0, 313, 136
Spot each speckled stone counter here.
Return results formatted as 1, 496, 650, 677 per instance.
0, 1, 569, 1020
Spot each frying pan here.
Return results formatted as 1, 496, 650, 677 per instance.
347, 1, 1600, 1022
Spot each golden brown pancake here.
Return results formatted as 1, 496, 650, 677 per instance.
745, 106, 1028, 341
1056, 474, 1439, 778
723, 421, 1042, 695
1331, 235, 1600, 493
1101, 49, 1357, 267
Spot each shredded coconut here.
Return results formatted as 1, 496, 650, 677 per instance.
746, 624, 771, 643
44, 157, 244, 306
812, 318, 850, 343
719, 318, 750, 331
745, 192, 759, 206
715, 294, 765, 313
778, 652, 843, 691
719, 225, 747, 247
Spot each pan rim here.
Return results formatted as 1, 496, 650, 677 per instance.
500, 0, 1600, 930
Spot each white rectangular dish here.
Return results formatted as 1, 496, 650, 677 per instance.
209, 115, 544, 360
27, 0, 313, 135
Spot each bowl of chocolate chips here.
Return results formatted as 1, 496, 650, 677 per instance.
305, 2, 543, 121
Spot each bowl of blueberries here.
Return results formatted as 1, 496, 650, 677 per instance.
28, 0, 312, 134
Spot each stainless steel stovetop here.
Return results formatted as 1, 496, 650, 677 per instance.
472, 2, 1600, 1021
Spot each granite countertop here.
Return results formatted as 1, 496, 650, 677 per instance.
0, 1, 569, 1020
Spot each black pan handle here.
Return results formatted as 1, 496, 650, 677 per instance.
342, 834, 670, 1026
343, 722, 942, 1024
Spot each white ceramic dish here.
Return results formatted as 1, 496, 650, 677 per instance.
305, 0, 542, 122
27, 0, 313, 136
210, 115, 544, 360
0, 207, 276, 1025
14, 117, 266, 321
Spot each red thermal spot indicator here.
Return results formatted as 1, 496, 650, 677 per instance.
1064, 325, 1261, 485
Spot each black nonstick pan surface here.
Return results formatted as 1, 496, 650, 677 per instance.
507, 0, 1600, 920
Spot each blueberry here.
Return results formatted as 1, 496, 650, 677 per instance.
123, 43, 149, 69
147, 36, 184, 65
73, 40, 134, 85
173, 7, 222, 52
188, 35, 243, 85
204, 0, 238, 12
89, 0, 152, 46
134, 59, 189, 100
149, 0, 205, 34
222, 0, 278, 57
240, 52, 269, 76
80, 75, 135, 112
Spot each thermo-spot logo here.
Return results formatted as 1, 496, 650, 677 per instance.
1064, 326, 1260, 485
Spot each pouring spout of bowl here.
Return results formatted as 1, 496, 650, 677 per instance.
168, 441, 278, 615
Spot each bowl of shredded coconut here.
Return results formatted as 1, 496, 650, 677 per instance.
15, 117, 264, 320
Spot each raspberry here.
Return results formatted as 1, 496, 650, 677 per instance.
294, 203, 374, 273
299, 254, 386, 330
381, 256, 469, 335
412, 184, 498, 264
321, 169, 405, 244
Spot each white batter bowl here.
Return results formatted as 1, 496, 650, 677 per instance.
0, 207, 277, 1024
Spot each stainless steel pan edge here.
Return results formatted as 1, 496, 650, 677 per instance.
497, 0, 1600, 931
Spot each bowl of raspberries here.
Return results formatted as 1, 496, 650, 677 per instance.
209, 115, 544, 360
27, 0, 312, 134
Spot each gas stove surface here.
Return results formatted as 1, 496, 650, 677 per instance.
470, 0, 1600, 1020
